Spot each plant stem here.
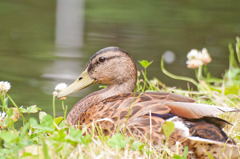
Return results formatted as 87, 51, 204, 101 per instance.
142, 69, 147, 92
236, 36, 240, 63
123, 92, 142, 134
6, 94, 27, 123
0, 91, 4, 112
197, 65, 203, 81
53, 96, 56, 119
64, 106, 67, 120
161, 57, 199, 87
62, 100, 67, 120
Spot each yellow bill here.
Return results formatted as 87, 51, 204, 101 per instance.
58, 69, 95, 98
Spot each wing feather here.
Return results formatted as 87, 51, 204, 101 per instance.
165, 102, 240, 119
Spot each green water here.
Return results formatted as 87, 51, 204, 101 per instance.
0, 0, 239, 116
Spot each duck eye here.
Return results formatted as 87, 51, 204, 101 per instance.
99, 56, 105, 62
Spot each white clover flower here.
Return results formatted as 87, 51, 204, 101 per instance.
201, 48, 212, 64
55, 83, 67, 92
0, 111, 6, 121
186, 59, 203, 69
0, 81, 11, 93
186, 48, 212, 69
187, 49, 199, 60
186, 49, 203, 69
201, 48, 208, 54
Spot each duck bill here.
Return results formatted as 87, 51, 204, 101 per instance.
58, 69, 95, 98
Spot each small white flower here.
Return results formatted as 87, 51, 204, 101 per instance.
0, 81, 11, 93
201, 48, 208, 54
0, 111, 6, 120
187, 49, 200, 60
186, 48, 212, 69
55, 83, 67, 92
201, 48, 212, 64
186, 59, 203, 69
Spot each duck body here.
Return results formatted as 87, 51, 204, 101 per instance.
58, 47, 239, 158
69, 92, 234, 144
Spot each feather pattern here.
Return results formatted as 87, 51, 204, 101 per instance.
165, 102, 239, 119
59, 47, 240, 158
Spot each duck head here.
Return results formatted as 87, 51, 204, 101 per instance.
58, 47, 137, 98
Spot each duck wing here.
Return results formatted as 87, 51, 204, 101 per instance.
80, 92, 238, 126
78, 92, 239, 158
165, 102, 239, 119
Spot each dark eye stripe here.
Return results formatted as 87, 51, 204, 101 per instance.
105, 56, 120, 61
87, 56, 121, 73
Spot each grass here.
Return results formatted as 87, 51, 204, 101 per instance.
0, 37, 240, 158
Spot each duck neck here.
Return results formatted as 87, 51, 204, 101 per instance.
67, 79, 136, 125
99, 81, 136, 99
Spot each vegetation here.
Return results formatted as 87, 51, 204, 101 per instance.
0, 37, 239, 158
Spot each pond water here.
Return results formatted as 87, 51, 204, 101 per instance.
0, 0, 239, 116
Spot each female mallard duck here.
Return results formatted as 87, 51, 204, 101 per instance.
58, 47, 239, 158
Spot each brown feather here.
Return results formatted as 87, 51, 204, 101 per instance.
165, 102, 239, 119
59, 47, 240, 158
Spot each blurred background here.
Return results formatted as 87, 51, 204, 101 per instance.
0, 0, 239, 116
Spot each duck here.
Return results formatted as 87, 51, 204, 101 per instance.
58, 47, 240, 158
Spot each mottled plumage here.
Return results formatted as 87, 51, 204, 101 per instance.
58, 47, 240, 158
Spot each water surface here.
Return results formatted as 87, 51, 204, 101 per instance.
0, 0, 239, 116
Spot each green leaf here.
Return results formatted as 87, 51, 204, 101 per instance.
162, 121, 175, 139
69, 127, 83, 139
131, 141, 145, 151
58, 120, 66, 128
66, 127, 91, 145
3, 97, 8, 107
66, 127, 82, 145
54, 116, 64, 125
39, 111, 47, 122
173, 147, 188, 159
139, 60, 153, 68
0, 131, 17, 143
183, 146, 188, 159
6, 108, 14, 118
29, 117, 39, 128
21, 152, 34, 157
108, 133, 132, 149
206, 152, 214, 159
20, 105, 40, 113
4, 117, 10, 126
29, 117, 53, 132
20, 122, 30, 138
173, 155, 184, 159
81, 134, 92, 145
40, 115, 53, 127
43, 141, 50, 159
51, 130, 66, 142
